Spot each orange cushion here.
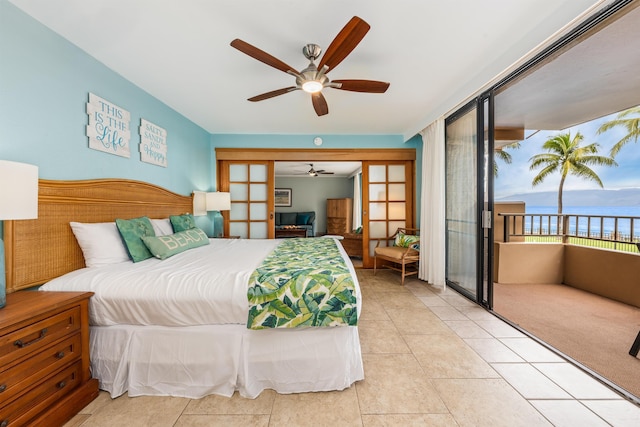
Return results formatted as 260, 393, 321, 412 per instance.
375, 246, 419, 260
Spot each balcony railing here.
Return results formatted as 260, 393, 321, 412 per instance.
498, 213, 640, 253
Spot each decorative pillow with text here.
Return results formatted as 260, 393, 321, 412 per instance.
142, 228, 209, 259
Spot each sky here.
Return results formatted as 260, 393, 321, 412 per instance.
494, 108, 640, 199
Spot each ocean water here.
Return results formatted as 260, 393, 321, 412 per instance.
524, 206, 640, 236
526, 206, 640, 217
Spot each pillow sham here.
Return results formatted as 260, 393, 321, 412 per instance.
170, 213, 196, 232
151, 218, 173, 236
70, 221, 130, 268
395, 231, 420, 250
142, 227, 209, 260
115, 217, 156, 262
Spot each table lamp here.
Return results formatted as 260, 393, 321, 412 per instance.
192, 191, 231, 237
206, 192, 231, 238
0, 160, 38, 308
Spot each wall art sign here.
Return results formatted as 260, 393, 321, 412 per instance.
86, 93, 131, 157
139, 119, 167, 167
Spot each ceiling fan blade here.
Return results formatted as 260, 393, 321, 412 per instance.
248, 87, 298, 102
319, 171, 335, 175
311, 92, 329, 116
318, 16, 370, 73
332, 79, 390, 93
231, 39, 299, 74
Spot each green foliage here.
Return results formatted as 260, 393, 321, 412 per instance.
597, 106, 640, 157
494, 141, 520, 178
529, 132, 617, 214
247, 238, 358, 329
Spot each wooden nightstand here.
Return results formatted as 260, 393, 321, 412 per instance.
341, 232, 363, 258
0, 291, 99, 427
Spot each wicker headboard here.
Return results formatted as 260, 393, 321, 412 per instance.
3, 178, 193, 292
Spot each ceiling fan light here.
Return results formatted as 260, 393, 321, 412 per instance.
302, 80, 323, 93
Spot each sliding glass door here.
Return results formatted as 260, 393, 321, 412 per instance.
445, 96, 494, 305
445, 102, 480, 299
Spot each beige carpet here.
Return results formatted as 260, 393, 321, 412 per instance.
493, 282, 640, 398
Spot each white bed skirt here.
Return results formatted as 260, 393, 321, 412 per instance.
91, 324, 364, 399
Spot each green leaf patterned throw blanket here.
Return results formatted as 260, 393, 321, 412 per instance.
247, 238, 358, 329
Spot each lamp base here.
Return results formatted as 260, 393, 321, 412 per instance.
212, 211, 224, 238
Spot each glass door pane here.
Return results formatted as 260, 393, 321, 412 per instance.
446, 104, 479, 298
362, 161, 414, 268
222, 161, 274, 239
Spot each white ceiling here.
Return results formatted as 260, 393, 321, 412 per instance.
275, 161, 361, 178
495, 3, 640, 132
8, 0, 608, 140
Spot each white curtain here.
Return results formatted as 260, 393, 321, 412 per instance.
352, 171, 362, 230
419, 118, 446, 289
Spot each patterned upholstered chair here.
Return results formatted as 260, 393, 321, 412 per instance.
373, 227, 420, 285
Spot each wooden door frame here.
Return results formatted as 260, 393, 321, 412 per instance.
218, 160, 275, 238
361, 160, 416, 268
216, 148, 416, 262
215, 148, 416, 162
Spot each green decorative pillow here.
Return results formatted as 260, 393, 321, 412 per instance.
170, 214, 196, 232
115, 217, 156, 262
142, 228, 210, 260
297, 213, 311, 225
395, 231, 420, 250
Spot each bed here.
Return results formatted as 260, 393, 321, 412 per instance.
4, 179, 363, 399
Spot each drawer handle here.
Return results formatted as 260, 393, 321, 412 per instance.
0, 384, 6, 393
58, 381, 66, 389
56, 351, 65, 359
1, 419, 8, 427
14, 328, 48, 348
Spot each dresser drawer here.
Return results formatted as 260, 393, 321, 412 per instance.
0, 307, 81, 368
0, 332, 81, 406
327, 218, 347, 234
0, 360, 82, 427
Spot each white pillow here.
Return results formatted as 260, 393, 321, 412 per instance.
151, 218, 173, 236
70, 221, 131, 268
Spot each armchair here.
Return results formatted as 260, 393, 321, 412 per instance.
373, 227, 420, 285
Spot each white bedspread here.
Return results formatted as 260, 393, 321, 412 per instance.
41, 238, 280, 326
40, 237, 364, 398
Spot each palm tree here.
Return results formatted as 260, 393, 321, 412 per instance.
494, 141, 521, 178
597, 106, 640, 157
529, 132, 617, 214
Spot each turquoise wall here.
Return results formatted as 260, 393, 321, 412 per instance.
0, 1, 212, 196
0, 1, 423, 239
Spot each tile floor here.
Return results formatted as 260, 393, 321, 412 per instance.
65, 269, 640, 426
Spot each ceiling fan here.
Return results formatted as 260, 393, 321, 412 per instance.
230, 16, 390, 116
303, 163, 334, 177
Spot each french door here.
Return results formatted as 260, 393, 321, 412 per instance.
362, 161, 415, 268
216, 149, 416, 250
218, 161, 275, 239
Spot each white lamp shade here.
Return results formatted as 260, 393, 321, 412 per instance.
206, 192, 231, 211
0, 160, 38, 220
192, 191, 207, 216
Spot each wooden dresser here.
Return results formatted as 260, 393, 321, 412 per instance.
0, 291, 99, 427
326, 198, 353, 235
